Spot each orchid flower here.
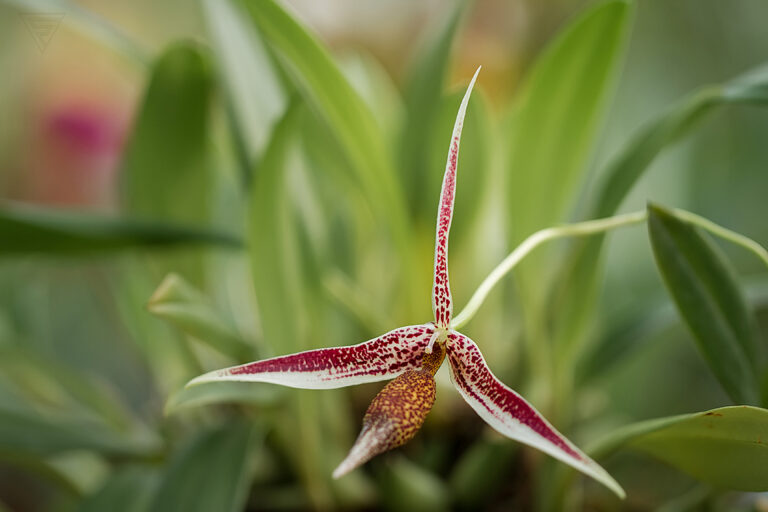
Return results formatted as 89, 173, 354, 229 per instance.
188, 67, 624, 498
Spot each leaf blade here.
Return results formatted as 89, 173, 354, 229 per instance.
591, 406, 768, 492
148, 422, 256, 512
0, 203, 241, 255
647, 203, 759, 404
506, 0, 633, 243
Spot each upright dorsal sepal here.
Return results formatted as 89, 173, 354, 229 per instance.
432, 66, 481, 328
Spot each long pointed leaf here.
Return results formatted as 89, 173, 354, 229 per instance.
238, 0, 412, 266
149, 422, 256, 512
400, 0, 467, 215
648, 203, 760, 404
0, 203, 241, 255
506, 0, 632, 244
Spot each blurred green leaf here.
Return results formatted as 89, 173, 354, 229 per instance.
165, 381, 282, 415
379, 457, 449, 512
248, 102, 304, 354
203, 0, 285, 164
400, 0, 466, 215
448, 438, 517, 508
0, 408, 161, 458
506, 0, 632, 244
79, 466, 158, 512
339, 51, 404, 143
648, 203, 760, 404
591, 406, 768, 491
121, 42, 213, 225
149, 421, 256, 512
239, 0, 411, 261
0, 347, 137, 431
0, 203, 241, 255
148, 273, 254, 361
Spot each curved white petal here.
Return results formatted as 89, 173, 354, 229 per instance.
187, 324, 435, 389
446, 332, 625, 498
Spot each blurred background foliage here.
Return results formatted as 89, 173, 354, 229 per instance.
0, 0, 767, 510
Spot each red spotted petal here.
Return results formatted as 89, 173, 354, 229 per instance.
446, 332, 625, 498
432, 67, 480, 329
187, 324, 435, 389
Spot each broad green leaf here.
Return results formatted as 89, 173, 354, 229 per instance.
149, 421, 256, 512
121, 42, 213, 225
148, 273, 254, 361
164, 380, 282, 415
591, 406, 768, 491
79, 466, 158, 512
0, 203, 241, 255
239, 0, 411, 263
550, 62, 768, 361
248, 102, 305, 354
0, 407, 161, 458
648, 203, 759, 404
203, 0, 285, 163
506, 0, 632, 244
400, 0, 466, 215
339, 51, 404, 144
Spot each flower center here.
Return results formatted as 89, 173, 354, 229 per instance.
425, 327, 449, 354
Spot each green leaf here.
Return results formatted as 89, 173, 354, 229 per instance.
0, 203, 241, 255
247, 102, 305, 354
164, 380, 282, 415
378, 457, 449, 512
0, 347, 137, 431
79, 466, 158, 512
149, 421, 256, 512
590, 406, 768, 492
203, 0, 285, 163
148, 273, 254, 361
648, 203, 760, 404
400, 0, 466, 215
0, 408, 161, 458
448, 438, 517, 508
239, 0, 411, 262
506, 0, 632, 244
121, 42, 214, 225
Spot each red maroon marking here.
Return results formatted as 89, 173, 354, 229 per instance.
229, 325, 435, 381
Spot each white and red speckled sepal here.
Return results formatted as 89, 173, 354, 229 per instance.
431, 66, 481, 329
187, 324, 436, 390
446, 332, 625, 498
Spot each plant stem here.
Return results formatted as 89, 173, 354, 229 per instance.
451, 211, 648, 330
670, 207, 768, 267
452, 205, 768, 331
